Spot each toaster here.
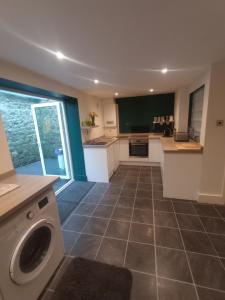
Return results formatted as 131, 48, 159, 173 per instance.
174, 132, 189, 142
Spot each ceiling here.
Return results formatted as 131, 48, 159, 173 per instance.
0, 0, 225, 98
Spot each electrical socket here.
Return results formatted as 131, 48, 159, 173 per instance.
216, 120, 224, 127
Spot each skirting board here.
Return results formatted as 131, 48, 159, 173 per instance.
120, 161, 160, 167
198, 193, 225, 205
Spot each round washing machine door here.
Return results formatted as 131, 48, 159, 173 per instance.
10, 219, 55, 285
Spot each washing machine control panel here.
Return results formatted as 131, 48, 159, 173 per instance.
26, 211, 34, 220
38, 197, 49, 209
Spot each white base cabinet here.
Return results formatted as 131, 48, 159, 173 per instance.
84, 141, 119, 183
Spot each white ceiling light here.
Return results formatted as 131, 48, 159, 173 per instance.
149, 89, 154, 93
161, 68, 168, 74
55, 51, 65, 60
115, 92, 119, 96
94, 79, 99, 84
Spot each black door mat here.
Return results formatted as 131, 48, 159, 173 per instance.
52, 257, 132, 300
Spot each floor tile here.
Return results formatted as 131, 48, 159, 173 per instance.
158, 277, 198, 300
123, 182, 137, 190
181, 230, 216, 255
125, 177, 138, 183
129, 223, 154, 244
83, 194, 101, 204
155, 227, 183, 249
139, 176, 152, 183
215, 205, 225, 218
82, 217, 108, 235
131, 271, 157, 300
105, 187, 121, 195
70, 234, 101, 259
125, 242, 155, 274
96, 237, 126, 266
194, 204, 220, 218
200, 217, 225, 234
112, 207, 133, 221
176, 214, 204, 231
197, 287, 225, 300
154, 200, 173, 212
117, 196, 135, 208
153, 183, 163, 191
62, 230, 80, 254
75, 203, 96, 216
153, 190, 163, 200
105, 220, 130, 239
135, 197, 153, 209
63, 215, 89, 232
136, 189, 152, 198
92, 205, 114, 218
188, 252, 225, 291
173, 201, 197, 214
208, 234, 225, 257
154, 211, 178, 228
156, 247, 192, 282
138, 183, 152, 190
121, 188, 136, 197
100, 194, 118, 205
132, 208, 153, 224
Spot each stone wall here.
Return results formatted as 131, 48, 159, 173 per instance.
0, 91, 61, 168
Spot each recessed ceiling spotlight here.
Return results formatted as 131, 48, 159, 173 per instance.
149, 89, 154, 93
161, 68, 168, 74
55, 51, 65, 60
94, 79, 99, 84
115, 92, 119, 96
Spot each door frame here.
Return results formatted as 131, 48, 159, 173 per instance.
31, 101, 72, 179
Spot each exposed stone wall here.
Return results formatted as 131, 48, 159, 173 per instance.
0, 91, 61, 168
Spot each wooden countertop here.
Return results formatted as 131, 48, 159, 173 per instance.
160, 137, 202, 153
0, 173, 58, 222
83, 134, 202, 153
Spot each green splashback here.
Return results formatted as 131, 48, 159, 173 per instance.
116, 93, 175, 133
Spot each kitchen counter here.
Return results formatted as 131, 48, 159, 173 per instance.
0, 172, 58, 222
86, 134, 203, 153
83, 137, 118, 148
160, 137, 202, 153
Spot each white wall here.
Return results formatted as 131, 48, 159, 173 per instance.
174, 87, 189, 132
198, 60, 225, 204
0, 115, 14, 175
0, 59, 104, 174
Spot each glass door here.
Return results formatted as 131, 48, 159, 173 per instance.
31, 102, 71, 179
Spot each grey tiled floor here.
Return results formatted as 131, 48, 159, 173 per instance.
42, 165, 225, 300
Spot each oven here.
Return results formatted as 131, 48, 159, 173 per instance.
129, 139, 149, 157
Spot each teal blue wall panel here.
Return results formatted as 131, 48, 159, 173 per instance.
116, 93, 175, 133
0, 78, 87, 181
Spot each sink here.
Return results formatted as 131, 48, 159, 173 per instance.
85, 141, 108, 145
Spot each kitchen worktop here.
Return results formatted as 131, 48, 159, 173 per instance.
0, 172, 58, 222
83, 134, 203, 153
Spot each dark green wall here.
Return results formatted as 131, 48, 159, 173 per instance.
116, 93, 175, 133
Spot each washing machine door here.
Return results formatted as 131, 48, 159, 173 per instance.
10, 219, 55, 285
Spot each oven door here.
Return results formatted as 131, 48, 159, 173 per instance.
129, 141, 149, 157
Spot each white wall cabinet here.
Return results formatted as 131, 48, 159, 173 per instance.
103, 103, 117, 127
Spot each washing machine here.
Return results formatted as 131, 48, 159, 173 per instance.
0, 188, 64, 300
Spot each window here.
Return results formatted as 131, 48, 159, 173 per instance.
188, 86, 204, 142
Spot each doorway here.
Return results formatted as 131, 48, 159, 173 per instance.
0, 89, 73, 193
